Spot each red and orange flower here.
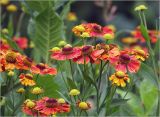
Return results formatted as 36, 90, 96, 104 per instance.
51, 44, 81, 61
110, 50, 141, 73
109, 71, 130, 87
0, 50, 21, 71
131, 26, 160, 44
73, 45, 104, 64
22, 99, 46, 116
72, 23, 114, 39
13, 37, 28, 49
35, 97, 70, 116
31, 63, 57, 75
96, 43, 120, 61
16, 55, 33, 70
19, 73, 35, 86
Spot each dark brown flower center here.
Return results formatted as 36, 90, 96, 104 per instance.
45, 99, 57, 108
36, 63, 46, 70
92, 25, 102, 33
25, 74, 33, 80
5, 52, 17, 63
119, 54, 130, 64
62, 47, 73, 54
23, 57, 32, 67
82, 46, 93, 55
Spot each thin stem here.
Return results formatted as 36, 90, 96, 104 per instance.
138, 11, 144, 25
142, 11, 147, 29
16, 12, 25, 36
69, 60, 74, 82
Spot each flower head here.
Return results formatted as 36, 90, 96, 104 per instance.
69, 89, 80, 96
95, 44, 119, 62
103, 33, 114, 40
16, 88, 25, 94
0, 0, 9, 5
19, 73, 35, 86
58, 98, 66, 104
22, 99, 44, 116
16, 55, 33, 70
109, 71, 130, 87
51, 45, 81, 61
6, 4, 17, 12
129, 46, 149, 61
77, 101, 91, 110
121, 37, 137, 45
1, 28, 9, 34
31, 87, 44, 95
58, 41, 67, 47
110, 50, 141, 73
67, 12, 77, 21
31, 63, 57, 75
13, 37, 28, 49
1, 50, 20, 71
35, 97, 70, 115
7, 70, 14, 76
73, 45, 104, 64
135, 5, 147, 11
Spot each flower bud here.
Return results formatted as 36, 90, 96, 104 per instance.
103, 33, 114, 40
78, 101, 90, 110
58, 98, 65, 104
8, 70, 14, 76
29, 41, 35, 48
0, 0, 9, 5
26, 100, 35, 108
16, 88, 25, 93
134, 5, 147, 11
58, 41, 67, 47
6, 4, 17, 12
69, 89, 80, 96
31, 87, 43, 95
1, 28, 9, 34
50, 47, 60, 52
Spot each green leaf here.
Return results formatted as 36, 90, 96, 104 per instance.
140, 79, 158, 115
67, 78, 77, 89
137, 63, 157, 85
111, 99, 129, 108
154, 37, 160, 56
60, 0, 72, 20
25, 1, 52, 13
83, 72, 94, 85
116, 89, 145, 116
36, 75, 60, 98
140, 24, 151, 45
34, 7, 65, 63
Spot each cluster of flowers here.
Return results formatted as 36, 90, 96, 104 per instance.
50, 23, 149, 87
122, 26, 160, 45
22, 97, 70, 116
22, 89, 91, 116
0, 39, 57, 86
72, 23, 115, 39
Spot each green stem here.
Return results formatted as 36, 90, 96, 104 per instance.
16, 12, 25, 36
142, 11, 147, 29
69, 60, 74, 82
138, 11, 144, 25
